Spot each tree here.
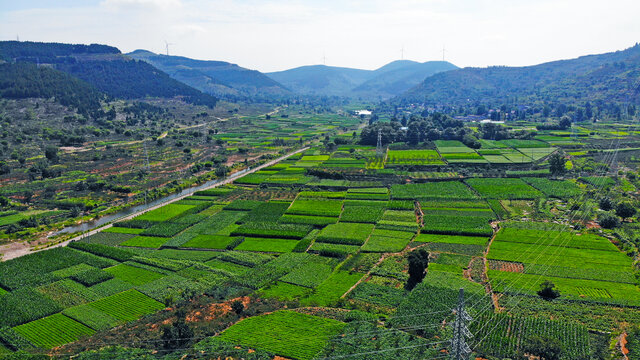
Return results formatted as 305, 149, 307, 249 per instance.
537, 280, 560, 300
598, 212, 620, 229
462, 134, 481, 149
549, 151, 567, 177
406, 249, 429, 290
559, 115, 571, 129
0, 160, 10, 175
231, 300, 244, 315
599, 197, 613, 211
522, 335, 563, 360
615, 201, 636, 220
161, 309, 193, 350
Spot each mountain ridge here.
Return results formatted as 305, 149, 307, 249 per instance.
396, 44, 640, 106
127, 50, 290, 100
266, 60, 458, 98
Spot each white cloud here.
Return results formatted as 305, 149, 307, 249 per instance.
100, 0, 182, 11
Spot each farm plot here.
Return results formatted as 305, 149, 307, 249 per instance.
217, 310, 345, 360
499, 139, 550, 148
350, 282, 406, 308
300, 270, 364, 306
391, 181, 478, 200
489, 271, 640, 305
466, 178, 544, 199
279, 214, 338, 226
231, 222, 312, 239
119, 236, 169, 248
361, 228, 414, 252
279, 257, 338, 288
316, 223, 374, 245
340, 204, 386, 223
434, 140, 476, 153
257, 281, 312, 301
415, 233, 488, 256
104, 264, 165, 286
471, 312, 590, 360
421, 213, 493, 237
181, 235, 241, 250
386, 150, 444, 166
132, 204, 195, 223
441, 152, 486, 163
377, 209, 418, 232
488, 225, 638, 304
234, 237, 300, 253
517, 147, 556, 160
13, 313, 95, 348
309, 242, 361, 256
285, 198, 343, 217
0, 247, 116, 291
88, 289, 165, 322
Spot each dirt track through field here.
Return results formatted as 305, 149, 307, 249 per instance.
0, 146, 308, 262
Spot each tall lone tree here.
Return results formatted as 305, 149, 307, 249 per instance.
406, 249, 430, 290
549, 151, 567, 177
615, 201, 636, 220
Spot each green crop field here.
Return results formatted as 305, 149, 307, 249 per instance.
391, 181, 478, 200
218, 310, 345, 360
14, 313, 95, 348
104, 264, 164, 286
316, 222, 374, 245
88, 290, 165, 322
386, 149, 444, 165
234, 237, 300, 253
466, 178, 544, 199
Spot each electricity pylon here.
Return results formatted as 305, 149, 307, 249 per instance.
450, 288, 473, 360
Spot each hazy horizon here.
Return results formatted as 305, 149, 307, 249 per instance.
1, 0, 639, 73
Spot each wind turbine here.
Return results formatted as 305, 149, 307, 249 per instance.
164, 40, 174, 56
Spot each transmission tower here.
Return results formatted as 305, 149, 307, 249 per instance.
376, 129, 384, 157
450, 288, 473, 360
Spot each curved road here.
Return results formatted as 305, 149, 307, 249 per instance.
0, 146, 309, 262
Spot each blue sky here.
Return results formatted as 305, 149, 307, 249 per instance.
1, 0, 639, 72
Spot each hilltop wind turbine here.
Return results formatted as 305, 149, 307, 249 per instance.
164, 40, 174, 56
401, 45, 404, 60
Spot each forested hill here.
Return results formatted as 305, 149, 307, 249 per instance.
127, 50, 290, 100
396, 43, 640, 106
0, 41, 217, 108
0, 62, 104, 115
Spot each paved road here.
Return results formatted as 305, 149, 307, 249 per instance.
0, 146, 309, 262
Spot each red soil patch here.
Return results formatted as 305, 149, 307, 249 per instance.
186, 296, 251, 323
490, 260, 524, 273
621, 332, 629, 357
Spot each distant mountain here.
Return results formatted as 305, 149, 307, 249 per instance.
127, 50, 289, 99
267, 65, 372, 97
0, 41, 217, 108
396, 44, 640, 106
353, 60, 458, 99
266, 61, 457, 98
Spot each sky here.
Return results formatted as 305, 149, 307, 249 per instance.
1, 0, 639, 73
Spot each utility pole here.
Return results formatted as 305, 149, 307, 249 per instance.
450, 288, 472, 360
